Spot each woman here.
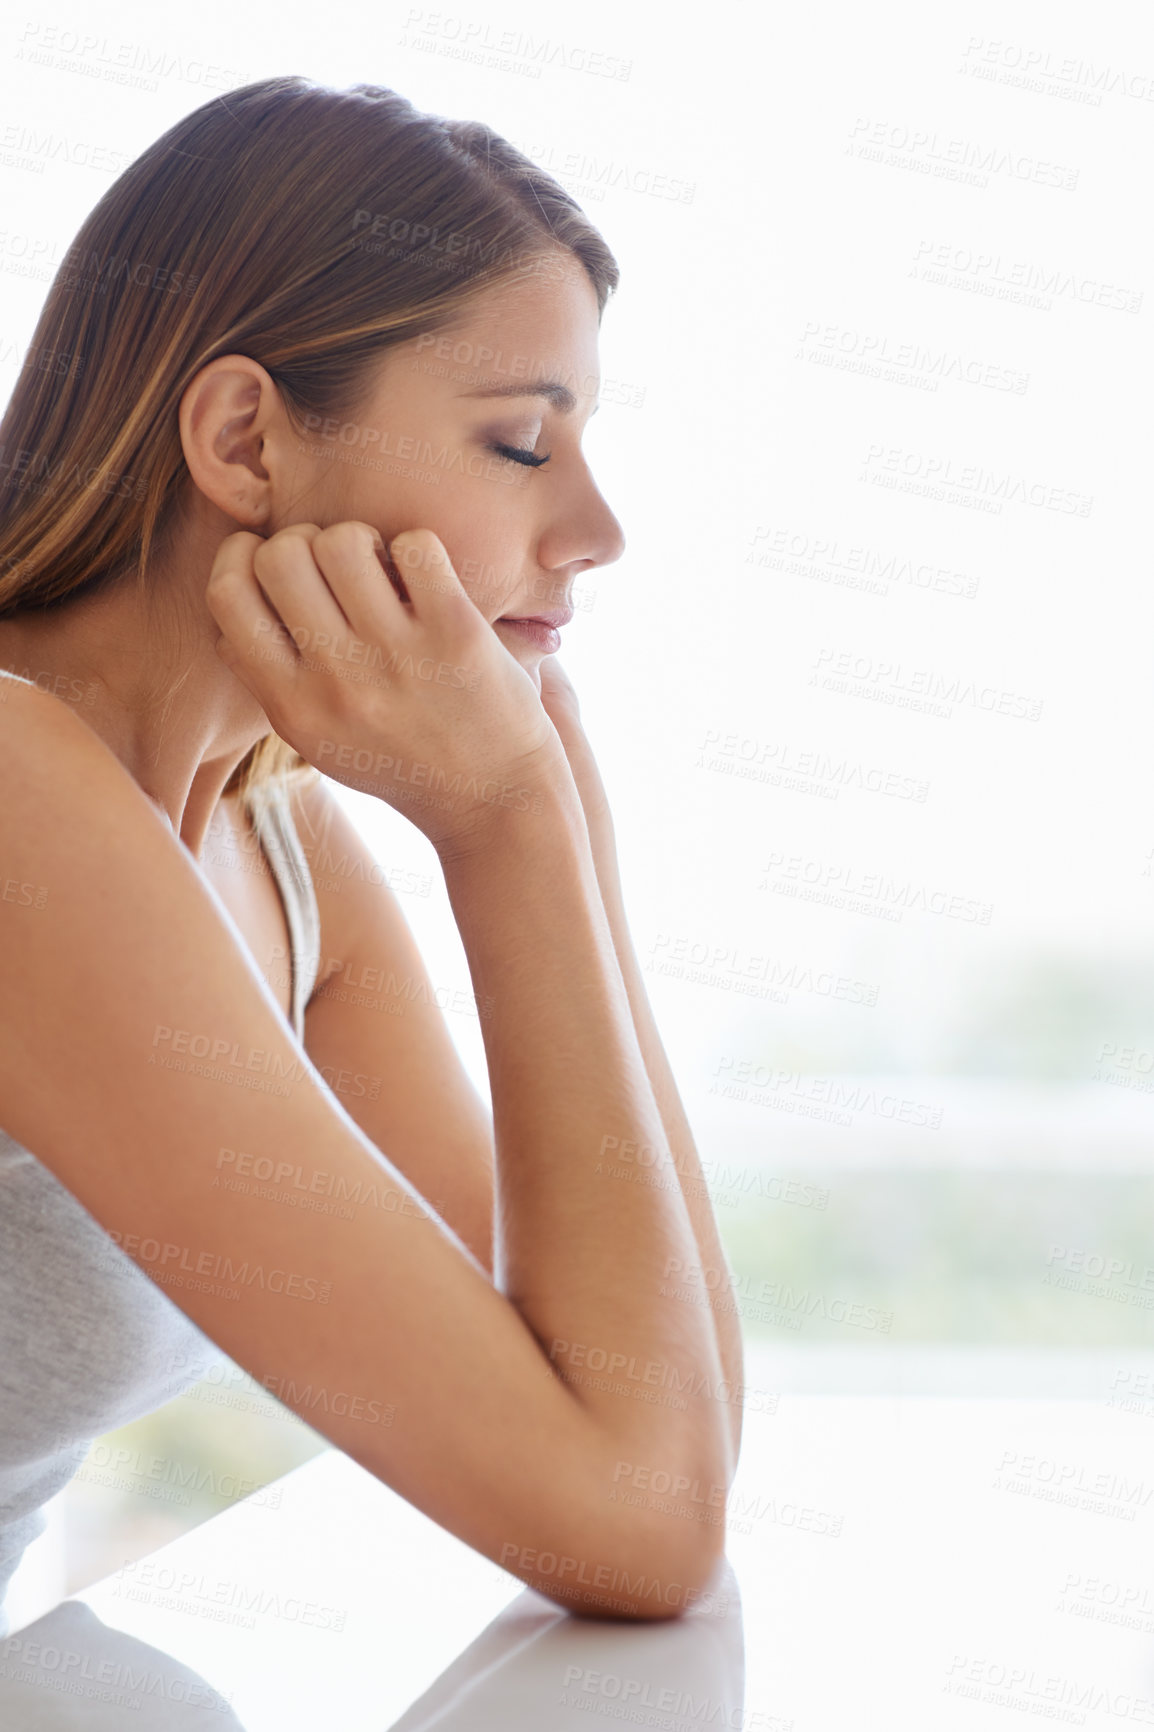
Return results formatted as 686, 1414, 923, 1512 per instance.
0, 76, 744, 1627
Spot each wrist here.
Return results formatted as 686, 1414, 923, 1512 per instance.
554, 721, 614, 832
434, 755, 586, 872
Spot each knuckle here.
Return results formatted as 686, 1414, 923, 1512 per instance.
315, 520, 374, 559
250, 539, 280, 577
392, 527, 430, 555
215, 529, 261, 557
204, 565, 233, 604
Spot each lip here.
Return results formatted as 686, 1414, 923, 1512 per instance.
495, 615, 565, 653
497, 607, 573, 628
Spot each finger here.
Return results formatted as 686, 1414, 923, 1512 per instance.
388, 529, 476, 619
251, 523, 355, 662
304, 520, 411, 642
206, 532, 303, 681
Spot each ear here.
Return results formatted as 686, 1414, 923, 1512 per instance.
178, 356, 282, 532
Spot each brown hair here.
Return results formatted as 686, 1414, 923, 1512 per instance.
0, 75, 619, 800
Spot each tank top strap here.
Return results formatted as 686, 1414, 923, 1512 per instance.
244, 779, 322, 1042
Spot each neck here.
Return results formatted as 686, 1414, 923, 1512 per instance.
0, 520, 273, 858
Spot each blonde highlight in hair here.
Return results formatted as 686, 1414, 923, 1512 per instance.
0, 76, 619, 803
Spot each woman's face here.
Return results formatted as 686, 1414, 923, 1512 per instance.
279, 252, 625, 689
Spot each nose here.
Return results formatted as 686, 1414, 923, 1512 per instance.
593, 486, 627, 569
550, 473, 625, 575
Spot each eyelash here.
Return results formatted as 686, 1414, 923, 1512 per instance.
489, 441, 551, 469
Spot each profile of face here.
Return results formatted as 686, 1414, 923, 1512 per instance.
183, 251, 626, 694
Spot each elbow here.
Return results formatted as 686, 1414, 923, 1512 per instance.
515, 1508, 728, 1624
571, 1523, 728, 1623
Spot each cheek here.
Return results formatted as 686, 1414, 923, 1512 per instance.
411, 496, 525, 618
315, 461, 527, 618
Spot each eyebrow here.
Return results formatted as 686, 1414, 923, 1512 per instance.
457, 380, 598, 415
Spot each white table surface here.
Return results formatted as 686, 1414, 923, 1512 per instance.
4, 1379, 1154, 1730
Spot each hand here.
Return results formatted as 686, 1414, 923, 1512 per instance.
537, 656, 584, 747
206, 521, 569, 856
538, 658, 615, 847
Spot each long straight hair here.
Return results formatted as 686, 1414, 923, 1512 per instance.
0, 76, 619, 800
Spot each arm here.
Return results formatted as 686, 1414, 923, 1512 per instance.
289, 772, 743, 1474
0, 672, 730, 1619
539, 661, 745, 1473
288, 775, 497, 1275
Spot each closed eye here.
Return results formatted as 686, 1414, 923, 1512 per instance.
489, 441, 551, 469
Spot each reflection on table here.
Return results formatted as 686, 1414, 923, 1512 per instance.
6, 1382, 1154, 1727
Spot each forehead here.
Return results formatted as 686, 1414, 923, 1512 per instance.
418, 254, 603, 408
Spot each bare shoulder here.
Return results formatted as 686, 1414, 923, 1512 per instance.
0, 665, 104, 756
0, 667, 167, 856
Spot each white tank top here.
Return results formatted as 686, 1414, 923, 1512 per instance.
0, 779, 322, 1635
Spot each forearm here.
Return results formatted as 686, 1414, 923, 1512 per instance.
582, 818, 745, 1474
437, 779, 731, 1495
